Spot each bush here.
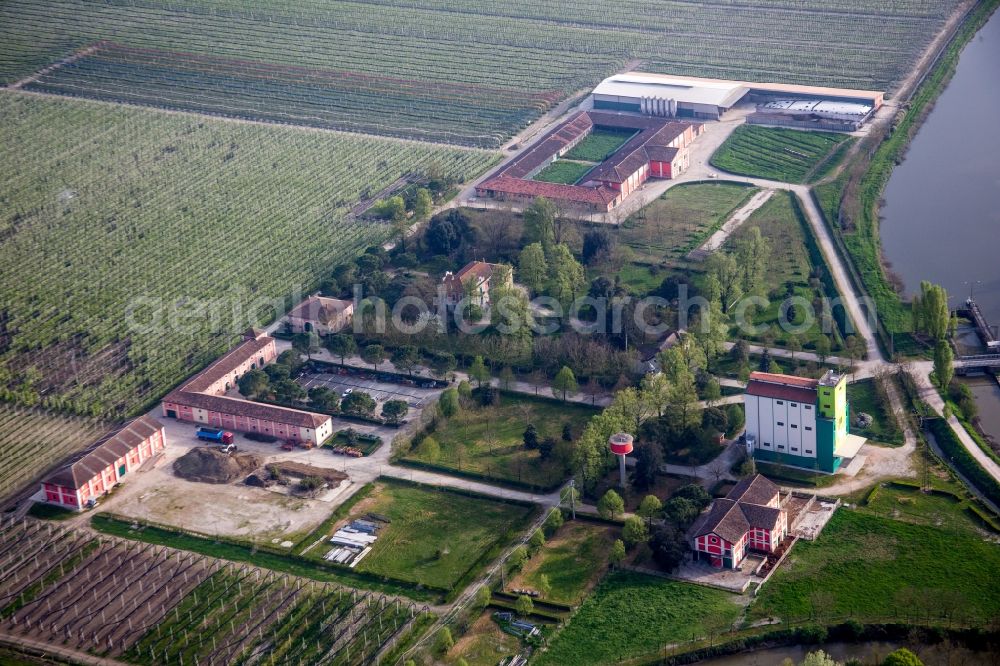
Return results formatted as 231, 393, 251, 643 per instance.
928, 418, 1000, 506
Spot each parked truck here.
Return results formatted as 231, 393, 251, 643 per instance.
196, 426, 234, 445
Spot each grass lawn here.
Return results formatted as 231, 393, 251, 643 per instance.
724, 191, 844, 351
343, 480, 536, 590
621, 182, 757, 264
404, 394, 598, 489
565, 128, 636, 162
533, 159, 594, 184
710, 125, 850, 183
536, 571, 743, 666
710, 354, 837, 380
749, 509, 1000, 625
847, 379, 903, 445
857, 481, 995, 536
615, 263, 666, 296
510, 521, 616, 605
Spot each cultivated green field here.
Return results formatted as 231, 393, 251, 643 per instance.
749, 509, 1000, 625
346, 481, 535, 589
0, 405, 112, 502
711, 125, 852, 183
536, 571, 742, 665
621, 182, 758, 264
0, 92, 495, 418
403, 394, 598, 489
565, 128, 635, 162
0, 0, 961, 146
533, 160, 594, 185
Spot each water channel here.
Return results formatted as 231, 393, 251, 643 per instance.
880, 9, 1000, 436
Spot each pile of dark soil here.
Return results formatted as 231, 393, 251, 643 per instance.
173, 447, 262, 484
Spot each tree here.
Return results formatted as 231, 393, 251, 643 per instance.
291, 331, 321, 360
672, 483, 712, 509
238, 369, 268, 398
663, 496, 700, 529
381, 399, 409, 424
439, 388, 460, 418
523, 197, 556, 251
361, 344, 385, 370
562, 422, 574, 442
308, 386, 338, 412
801, 651, 840, 666
582, 229, 614, 265
882, 648, 923, 666
609, 539, 626, 568
649, 524, 687, 572
523, 424, 539, 450
913, 281, 949, 341
426, 209, 471, 256
815, 335, 832, 364
324, 334, 357, 364
341, 391, 376, 416
430, 352, 456, 378
417, 435, 440, 461
547, 243, 586, 305
543, 508, 564, 536
537, 573, 552, 598
390, 345, 420, 376
933, 339, 953, 389
633, 442, 663, 491
468, 355, 490, 387
702, 376, 722, 406
734, 225, 770, 294
667, 369, 701, 432
265, 363, 291, 383
514, 594, 534, 618
273, 379, 306, 403
552, 365, 578, 401
705, 252, 742, 312
499, 366, 516, 390
638, 495, 662, 527
435, 627, 453, 655
518, 242, 548, 294
529, 528, 545, 552
622, 515, 649, 549
538, 436, 556, 459
474, 585, 492, 610
598, 489, 625, 520
413, 187, 433, 220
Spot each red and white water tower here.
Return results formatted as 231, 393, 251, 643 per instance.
608, 432, 634, 488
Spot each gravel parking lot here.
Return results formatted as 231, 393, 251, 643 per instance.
298, 372, 441, 409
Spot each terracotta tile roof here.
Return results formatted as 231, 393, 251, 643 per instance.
749, 371, 818, 388
286, 295, 353, 325
588, 122, 691, 184
454, 261, 495, 283
165, 330, 331, 431
477, 176, 620, 206
689, 474, 785, 544
45, 415, 163, 490
169, 392, 330, 429
726, 474, 780, 506
689, 499, 748, 544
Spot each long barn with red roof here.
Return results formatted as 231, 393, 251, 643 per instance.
475, 111, 703, 212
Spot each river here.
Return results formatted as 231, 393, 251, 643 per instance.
880, 8, 1000, 324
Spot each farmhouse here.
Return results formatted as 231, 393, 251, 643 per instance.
441, 261, 512, 307
475, 111, 703, 212
285, 295, 354, 335
161, 329, 333, 445
688, 474, 788, 569
41, 414, 165, 509
743, 370, 865, 473
591, 71, 883, 123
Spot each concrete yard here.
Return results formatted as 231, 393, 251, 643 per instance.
298, 371, 439, 409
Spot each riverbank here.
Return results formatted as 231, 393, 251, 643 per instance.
813, 0, 1000, 354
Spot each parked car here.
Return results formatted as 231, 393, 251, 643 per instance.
280, 442, 295, 451
218, 443, 237, 454
342, 388, 353, 397
196, 426, 234, 444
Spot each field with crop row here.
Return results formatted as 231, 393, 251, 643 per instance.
0, 405, 112, 503
0, 92, 496, 418
0, 518, 423, 665
710, 125, 851, 183
0, 0, 960, 145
